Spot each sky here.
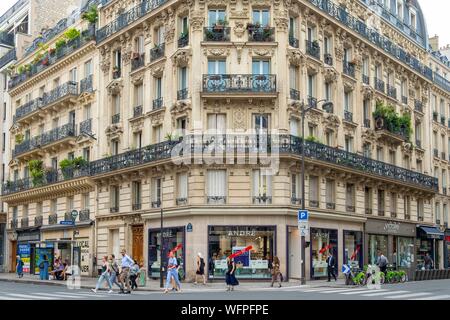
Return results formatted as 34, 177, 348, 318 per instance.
0, 0, 449, 46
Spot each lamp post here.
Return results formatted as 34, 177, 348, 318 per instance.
299, 98, 333, 285
159, 201, 164, 288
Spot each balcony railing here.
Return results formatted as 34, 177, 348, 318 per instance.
305, 40, 320, 59
0, 32, 14, 46
378, 209, 385, 217
2, 166, 90, 196
202, 74, 277, 94
309, 200, 319, 208
48, 214, 58, 225
248, 27, 275, 42
387, 85, 397, 99
290, 88, 300, 100
207, 196, 226, 204
178, 33, 189, 47
64, 212, 73, 221
374, 78, 385, 93
177, 88, 188, 100
374, 115, 408, 141
110, 206, 119, 213
96, 0, 167, 43
441, 116, 446, 126
150, 43, 165, 62
326, 202, 335, 209
80, 118, 92, 134
13, 123, 77, 157
151, 201, 161, 208
253, 195, 272, 204
176, 198, 188, 205
362, 74, 370, 85
324, 53, 333, 66
14, 81, 78, 122
133, 105, 143, 118
80, 75, 93, 94
10, 219, 18, 229
346, 205, 355, 212
21, 217, 29, 228
112, 113, 120, 124
0, 48, 16, 70
343, 61, 355, 77
344, 111, 353, 122
79, 209, 90, 221
132, 203, 142, 211
401, 96, 408, 105
131, 53, 145, 71
289, 35, 299, 48
204, 27, 230, 42
414, 100, 423, 112
364, 119, 371, 128
34, 216, 43, 227
291, 197, 302, 205
153, 97, 164, 110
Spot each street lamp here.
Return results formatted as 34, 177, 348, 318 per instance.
158, 200, 164, 288
298, 98, 333, 285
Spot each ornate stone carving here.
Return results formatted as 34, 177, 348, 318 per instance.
322, 114, 341, 129
105, 123, 123, 137
250, 48, 275, 57
172, 49, 192, 67
150, 111, 165, 126
131, 71, 145, 84
233, 108, 246, 130
190, 11, 204, 31
274, 17, 289, 31
287, 49, 305, 66
203, 48, 231, 57
106, 80, 123, 96
233, 21, 246, 38
150, 64, 165, 77
361, 85, 374, 100
322, 66, 338, 82
235, 44, 244, 64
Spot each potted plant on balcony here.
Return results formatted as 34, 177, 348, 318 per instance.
112, 66, 121, 78
59, 159, 74, 180
55, 38, 67, 52
29, 159, 44, 187
72, 156, 88, 169
81, 5, 98, 26
64, 28, 81, 48
312, 40, 320, 48
48, 48, 56, 56
213, 19, 228, 32
15, 133, 24, 144
24, 64, 32, 76
17, 65, 25, 75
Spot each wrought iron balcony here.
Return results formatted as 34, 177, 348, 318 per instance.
307, 96, 318, 108
289, 35, 299, 48
305, 40, 320, 60
14, 98, 42, 122
291, 197, 302, 205
202, 74, 277, 94
418, 216, 424, 222
441, 116, 446, 126
151, 201, 161, 208
364, 119, 371, 128
290, 88, 300, 100
324, 53, 333, 66
96, 0, 167, 43
374, 78, 385, 93
21, 217, 29, 228
344, 111, 353, 122
132, 203, 142, 211
434, 148, 439, 158
34, 216, 43, 227
387, 85, 397, 99
391, 212, 397, 218
343, 61, 355, 78
112, 68, 121, 79
401, 96, 408, 105
206, 196, 226, 204
110, 206, 119, 213
80, 118, 92, 134
326, 202, 335, 209
405, 214, 411, 220
131, 53, 145, 71
112, 113, 120, 124
378, 209, 385, 217
204, 27, 230, 42
0, 48, 16, 70
64, 212, 73, 221
415, 139, 422, 149
253, 195, 272, 204
153, 97, 164, 110
177, 88, 188, 100
13, 123, 77, 158
176, 198, 188, 205
150, 43, 165, 62
133, 105, 143, 118
0, 32, 14, 46
362, 74, 370, 85
374, 115, 408, 141
433, 112, 438, 122
414, 100, 423, 112
79, 209, 90, 221
48, 213, 58, 225
178, 33, 189, 47
80, 75, 93, 94
309, 200, 319, 208
10, 219, 18, 229
248, 27, 275, 42
346, 205, 355, 212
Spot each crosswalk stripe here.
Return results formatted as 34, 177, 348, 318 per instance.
321, 288, 371, 294
54, 291, 109, 298
340, 289, 388, 295
33, 292, 90, 299
296, 288, 349, 293
361, 290, 409, 297
386, 292, 432, 299
409, 295, 450, 300
7, 293, 54, 300
0, 296, 30, 300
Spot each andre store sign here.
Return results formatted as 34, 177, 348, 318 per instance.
366, 219, 415, 236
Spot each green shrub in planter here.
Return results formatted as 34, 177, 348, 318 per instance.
29, 160, 44, 186
64, 28, 81, 41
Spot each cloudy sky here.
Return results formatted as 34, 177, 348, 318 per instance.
0, 0, 449, 46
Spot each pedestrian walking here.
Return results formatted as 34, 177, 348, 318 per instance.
164, 251, 181, 294
109, 254, 123, 291
424, 252, 434, 270
16, 255, 24, 278
326, 252, 337, 282
270, 256, 282, 287
225, 257, 239, 291
119, 249, 133, 294
129, 260, 140, 290
194, 252, 206, 285
376, 250, 388, 274
91, 256, 114, 294
38, 254, 49, 280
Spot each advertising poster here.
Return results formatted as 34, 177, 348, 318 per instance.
18, 244, 30, 273
34, 246, 54, 274
232, 246, 250, 267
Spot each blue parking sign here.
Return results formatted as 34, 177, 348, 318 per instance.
298, 210, 309, 221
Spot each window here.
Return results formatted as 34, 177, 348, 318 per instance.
410, 11, 416, 31
69, 67, 77, 82
68, 152, 75, 161
254, 114, 269, 132
51, 199, 57, 214
112, 94, 120, 118
111, 139, 119, 155
307, 74, 315, 97
325, 130, 334, 146
365, 187, 372, 212
51, 158, 58, 170
252, 9, 270, 26
36, 202, 43, 217
324, 82, 332, 103
389, 150, 396, 165
133, 131, 142, 149
153, 125, 162, 143
391, 193, 397, 214
308, 124, 317, 137
443, 170, 447, 189
132, 181, 142, 209
177, 117, 187, 136
208, 59, 226, 74
177, 173, 188, 202
345, 136, 353, 152
84, 60, 92, 77
289, 17, 297, 38
84, 104, 91, 120
307, 26, 315, 41
252, 59, 270, 75
417, 199, 424, 220
110, 186, 120, 210
2, 133, 4, 152
114, 50, 122, 70
291, 173, 301, 203
135, 35, 144, 54
135, 83, 143, 107
253, 170, 272, 204
208, 9, 226, 27
363, 99, 370, 125
444, 204, 448, 224
308, 175, 319, 207
403, 155, 410, 170
180, 16, 189, 34
415, 122, 421, 143
416, 160, 422, 173
324, 36, 331, 54
404, 196, 411, 218
290, 117, 300, 136
207, 170, 226, 204
435, 202, 441, 223
363, 57, 369, 77
289, 66, 299, 90
377, 190, 385, 215
179, 67, 188, 90
3, 102, 6, 121
154, 77, 163, 100
67, 196, 74, 211
346, 184, 355, 211
344, 91, 352, 112
23, 204, 28, 218
326, 179, 335, 207
207, 114, 226, 132
82, 193, 90, 210
376, 147, 384, 161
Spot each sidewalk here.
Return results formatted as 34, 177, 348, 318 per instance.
0, 273, 347, 291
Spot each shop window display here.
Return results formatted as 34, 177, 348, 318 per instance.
148, 227, 185, 279
208, 226, 275, 279
310, 228, 338, 278
416, 239, 433, 270
343, 230, 363, 269
393, 237, 414, 270
368, 234, 388, 264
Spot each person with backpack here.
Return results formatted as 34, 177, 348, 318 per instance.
194, 252, 206, 285
129, 260, 140, 290
109, 254, 123, 291
38, 254, 49, 280
376, 250, 388, 274
16, 255, 24, 278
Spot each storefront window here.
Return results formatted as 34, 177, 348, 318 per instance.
416, 239, 433, 270
208, 226, 275, 279
148, 227, 185, 279
395, 237, 414, 269
343, 230, 363, 269
311, 228, 338, 278
368, 234, 388, 264
446, 235, 450, 269
0, 224, 4, 267
17, 243, 31, 273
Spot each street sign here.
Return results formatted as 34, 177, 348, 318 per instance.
71, 209, 79, 220
342, 264, 351, 274
298, 210, 309, 221
60, 221, 75, 226
300, 228, 309, 236
186, 223, 193, 232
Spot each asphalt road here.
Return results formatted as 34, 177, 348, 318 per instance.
0, 280, 449, 300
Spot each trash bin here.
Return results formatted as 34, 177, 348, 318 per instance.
139, 268, 146, 287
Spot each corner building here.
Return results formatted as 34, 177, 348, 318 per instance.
2, 0, 449, 281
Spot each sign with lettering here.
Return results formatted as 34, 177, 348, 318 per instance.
227, 229, 256, 237
383, 221, 400, 233
186, 223, 193, 233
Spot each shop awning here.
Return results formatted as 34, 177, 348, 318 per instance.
417, 226, 445, 240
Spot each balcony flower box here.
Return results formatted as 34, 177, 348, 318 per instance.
42, 57, 50, 66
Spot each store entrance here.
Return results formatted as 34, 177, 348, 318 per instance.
132, 225, 144, 266
288, 227, 301, 279
10, 241, 17, 273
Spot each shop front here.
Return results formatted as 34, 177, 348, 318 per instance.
445, 230, 450, 269
416, 226, 445, 270
365, 219, 416, 278
15, 227, 41, 274
148, 226, 186, 279
310, 228, 338, 279
0, 221, 5, 272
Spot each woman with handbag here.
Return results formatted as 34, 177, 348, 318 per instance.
225, 257, 239, 291
109, 254, 123, 291
91, 256, 114, 294
270, 256, 282, 287
38, 255, 49, 280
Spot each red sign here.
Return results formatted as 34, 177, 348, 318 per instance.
228, 245, 253, 259
445, 236, 450, 242
167, 244, 182, 256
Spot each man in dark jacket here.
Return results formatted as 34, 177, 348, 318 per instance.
326, 252, 337, 282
